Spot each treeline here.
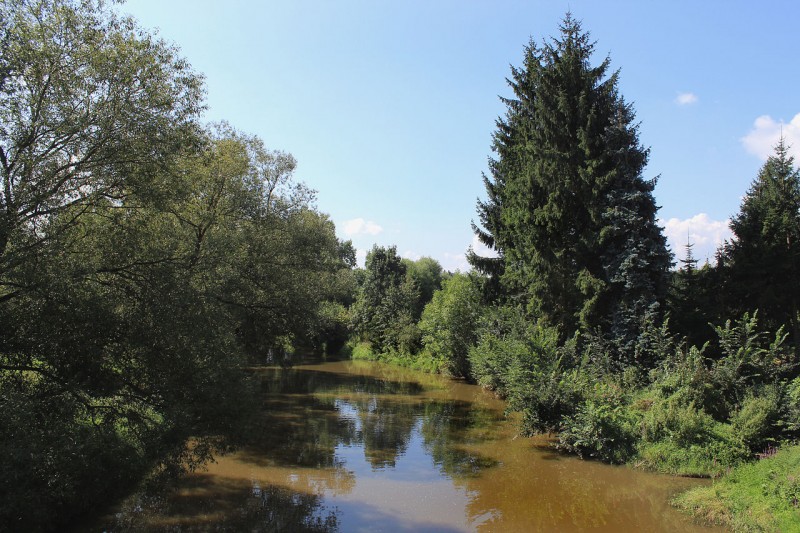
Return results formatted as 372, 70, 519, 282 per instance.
347, 14, 800, 492
0, 1, 353, 530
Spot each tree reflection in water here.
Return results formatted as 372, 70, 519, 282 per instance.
253, 366, 500, 475
92, 362, 715, 532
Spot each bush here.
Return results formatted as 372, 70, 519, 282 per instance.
786, 377, 800, 436
731, 390, 781, 453
557, 394, 638, 463
637, 438, 744, 478
640, 394, 715, 448
351, 341, 377, 361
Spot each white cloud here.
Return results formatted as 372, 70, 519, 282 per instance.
659, 213, 732, 265
470, 234, 498, 259
441, 252, 470, 273
675, 92, 698, 105
741, 113, 800, 161
341, 217, 383, 236
402, 250, 421, 261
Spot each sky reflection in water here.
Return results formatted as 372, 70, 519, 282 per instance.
99, 360, 721, 532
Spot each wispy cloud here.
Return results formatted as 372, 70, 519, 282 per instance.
441, 252, 469, 273
402, 250, 421, 261
741, 113, 800, 161
659, 213, 732, 265
675, 92, 698, 105
438, 234, 499, 273
341, 217, 383, 236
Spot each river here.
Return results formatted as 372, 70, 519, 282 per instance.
92, 359, 722, 532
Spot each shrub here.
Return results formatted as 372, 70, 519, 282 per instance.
351, 341, 377, 361
730, 390, 781, 453
786, 376, 800, 437
557, 394, 638, 463
640, 393, 715, 447
468, 306, 582, 433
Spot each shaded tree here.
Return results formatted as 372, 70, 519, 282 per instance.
351, 245, 418, 352
722, 138, 800, 349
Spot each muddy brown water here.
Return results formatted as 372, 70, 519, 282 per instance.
94, 360, 723, 532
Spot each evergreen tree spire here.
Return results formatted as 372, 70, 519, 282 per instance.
680, 230, 698, 272
471, 13, 671, 358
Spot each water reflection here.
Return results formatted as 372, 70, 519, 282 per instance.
101, 473, 339, 532
92, 361, 721, 532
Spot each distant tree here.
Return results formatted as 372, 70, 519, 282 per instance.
351, 245, 417, 352
419, 273, 483, 377
722, 138, 800, 347
403, 256, 443, 319
470, 14, 671, 357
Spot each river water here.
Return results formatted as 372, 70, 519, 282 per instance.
95, 360, 722, 532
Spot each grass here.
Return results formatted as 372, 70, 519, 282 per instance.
349, 341, 445, 373
673, 444, 800, 531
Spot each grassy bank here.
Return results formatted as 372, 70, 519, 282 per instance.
673, 444, 800, 531
350, 341, 445, 374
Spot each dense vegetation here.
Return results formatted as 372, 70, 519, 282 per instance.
348, 15, 800, 530
0, 1, 352, 530
3, 1, 798, 529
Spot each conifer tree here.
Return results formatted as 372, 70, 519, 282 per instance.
470, 14, 671, 356
723, 138, 800, 346
670, 235, 718, 347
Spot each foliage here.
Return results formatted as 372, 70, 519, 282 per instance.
350, 246, 413, 352
668, 257, 723, 349
557, 385, 638, 464
469, 305, 583, 433
419, 273, 482, 377
0, 0, 204, 279
731, 391, 782, 454
0, 2, 354, 529
469, 13, 670, 356
674, 444, 800, 531
351, 249, 447, 356
721, 139, 800, 348
404, 256, 444, 319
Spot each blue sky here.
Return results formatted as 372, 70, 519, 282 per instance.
120, 0, 800, 269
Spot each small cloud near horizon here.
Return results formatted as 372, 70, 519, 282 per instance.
659, 213, 732, 266
675, 92, 698, 105
741, 113, 800, 161
402, 250, 422, 261
341, 217, 383, 237
469, 234, 498, 259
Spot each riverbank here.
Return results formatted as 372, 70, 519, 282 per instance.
673, 444, 800, 531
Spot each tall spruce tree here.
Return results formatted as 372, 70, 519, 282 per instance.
723, 138, 800, 347
470, 14, 671, 357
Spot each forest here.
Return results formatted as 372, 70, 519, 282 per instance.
1, 1, 798, 531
